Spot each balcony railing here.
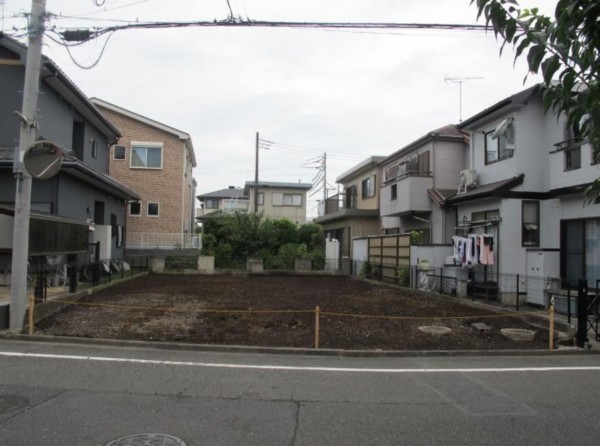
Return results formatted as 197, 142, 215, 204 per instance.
126, 233, 201, 250
553, 138, 583, 171
222, 198, 250, 213
317, 193, 357, 216
383, 170, 432, 186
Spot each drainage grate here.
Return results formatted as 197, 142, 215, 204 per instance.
105, 433, 187, 446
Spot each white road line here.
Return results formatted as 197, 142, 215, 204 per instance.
1, 351, 600, 373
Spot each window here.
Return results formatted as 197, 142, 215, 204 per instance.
205, 199, 219, 209
131, 143, 163, 169
361, 175, 376, 199
258, 192, 264, 205
522, 201, 540, 247
272, 193, 302, 206
147, 202, 159, 217
91, 139, 97, 159
565, 146, 581, 171
129, 202, 141, 216
114, 145, 125, 160
485, 120, 515, 164
391, 184, 397, 200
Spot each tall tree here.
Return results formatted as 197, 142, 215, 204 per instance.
472, 0, 600, 200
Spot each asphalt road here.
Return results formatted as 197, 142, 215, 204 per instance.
1, 339, 600, 445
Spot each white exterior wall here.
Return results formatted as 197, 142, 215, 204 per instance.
432, 141, 466, 189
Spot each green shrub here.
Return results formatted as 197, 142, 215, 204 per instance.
396, 265, 410, 286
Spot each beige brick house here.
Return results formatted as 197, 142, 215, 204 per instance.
91, 98, 197, 249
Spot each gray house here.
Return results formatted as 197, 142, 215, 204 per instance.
0, 33, 138, 268
379, 125, 467, 243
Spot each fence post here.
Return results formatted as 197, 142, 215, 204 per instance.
576, 279, 588, 348
439, 268, 443, 295
516, 274, 520, 312
567, 280, 572, 325
314, 306, 320, 349
28, 294, 34, 336
549, 298, 555, 350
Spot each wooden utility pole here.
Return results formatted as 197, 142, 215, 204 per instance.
323, 152, 327, 203
254, 131, 259, 213
10, 0, 46, 331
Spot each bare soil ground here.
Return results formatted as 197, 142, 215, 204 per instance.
35, 274, 550, 350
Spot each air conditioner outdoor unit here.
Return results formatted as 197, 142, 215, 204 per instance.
458, 169, 477, 193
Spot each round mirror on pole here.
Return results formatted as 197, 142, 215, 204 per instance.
23, 140, 67, 180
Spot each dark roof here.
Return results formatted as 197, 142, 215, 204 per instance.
244, 181, 312, 190
381, 124, 467, 164
444, 174, 525, 205
0, 33, 121, 141
457, 85, 540, 130
427, 188, 457, 206
197, 187, 246, 200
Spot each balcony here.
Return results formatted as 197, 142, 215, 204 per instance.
380, 171, 433, 216
222, 198, 250, 213
549, 139, 597, 190
317, 193, 357, 217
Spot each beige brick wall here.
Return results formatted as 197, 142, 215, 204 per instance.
96, 105, 194, 236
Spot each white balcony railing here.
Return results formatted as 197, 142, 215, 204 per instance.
222, 198, 250, 212
126, 233, 201, 250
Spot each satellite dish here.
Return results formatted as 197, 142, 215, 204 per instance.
23, 140, 67, 180
492, 118, 512, 140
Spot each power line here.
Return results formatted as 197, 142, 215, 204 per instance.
53, 18, 489, 42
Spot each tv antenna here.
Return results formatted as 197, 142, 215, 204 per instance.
444, 75, 483, 122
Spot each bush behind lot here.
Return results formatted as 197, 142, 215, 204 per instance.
201, 212, 324, 269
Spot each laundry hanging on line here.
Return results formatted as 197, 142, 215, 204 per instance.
451, 234, 495, 266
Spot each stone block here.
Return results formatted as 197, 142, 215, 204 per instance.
197, 256, 214, 274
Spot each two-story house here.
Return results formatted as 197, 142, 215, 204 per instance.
196, 186, 248, 221
0, 33, 138, 268
91, 99, 197, 250
445, 84, 600, 290
379, 125, 467, 244
314, 156, 385, 259
244, 181, 312, 225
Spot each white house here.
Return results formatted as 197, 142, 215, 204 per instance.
444, 84, 600, 288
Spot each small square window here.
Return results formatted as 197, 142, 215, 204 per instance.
114, 146, 125, 160
148, 202, 159, 217
129, 202, 141, 216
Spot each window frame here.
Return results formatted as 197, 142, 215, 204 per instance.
257, 192, 264, 206
113, 145, 126, 160
484, 120, 515, 165
130, 142, 163, 169
147, 202, 160, 217
361, 175, 376, 199
272, 193, 302, 207
564, 145, 581, 171
204, 199, 220, 210
391, 184, 397, 200
522, 200, 540, 247
129, 201, 141, 217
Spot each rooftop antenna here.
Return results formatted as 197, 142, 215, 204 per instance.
444, 75, 483, 122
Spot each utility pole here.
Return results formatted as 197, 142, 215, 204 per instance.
10, 0, 46, 331
322, 153, 327, 203
254, 131, 259, 213
444, 75, 483, 122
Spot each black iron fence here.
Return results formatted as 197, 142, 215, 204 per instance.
2, 256, 148, 302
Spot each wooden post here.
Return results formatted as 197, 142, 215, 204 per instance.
314, 306, 320, 349
549, 300, 555, 350
28, 294, 34, 335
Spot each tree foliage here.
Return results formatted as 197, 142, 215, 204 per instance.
472, 0, 600, 200
201, 212, 324, 269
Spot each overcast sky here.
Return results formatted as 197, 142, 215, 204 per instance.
2, 0, 558, 218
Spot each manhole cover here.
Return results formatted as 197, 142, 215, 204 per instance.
418, 325, 452, 335
0, 395, 29, 414
105, 434, 187, 446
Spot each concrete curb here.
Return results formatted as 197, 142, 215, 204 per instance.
0, 332, 597, 357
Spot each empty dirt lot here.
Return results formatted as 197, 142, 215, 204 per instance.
35, 274, 550, 350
